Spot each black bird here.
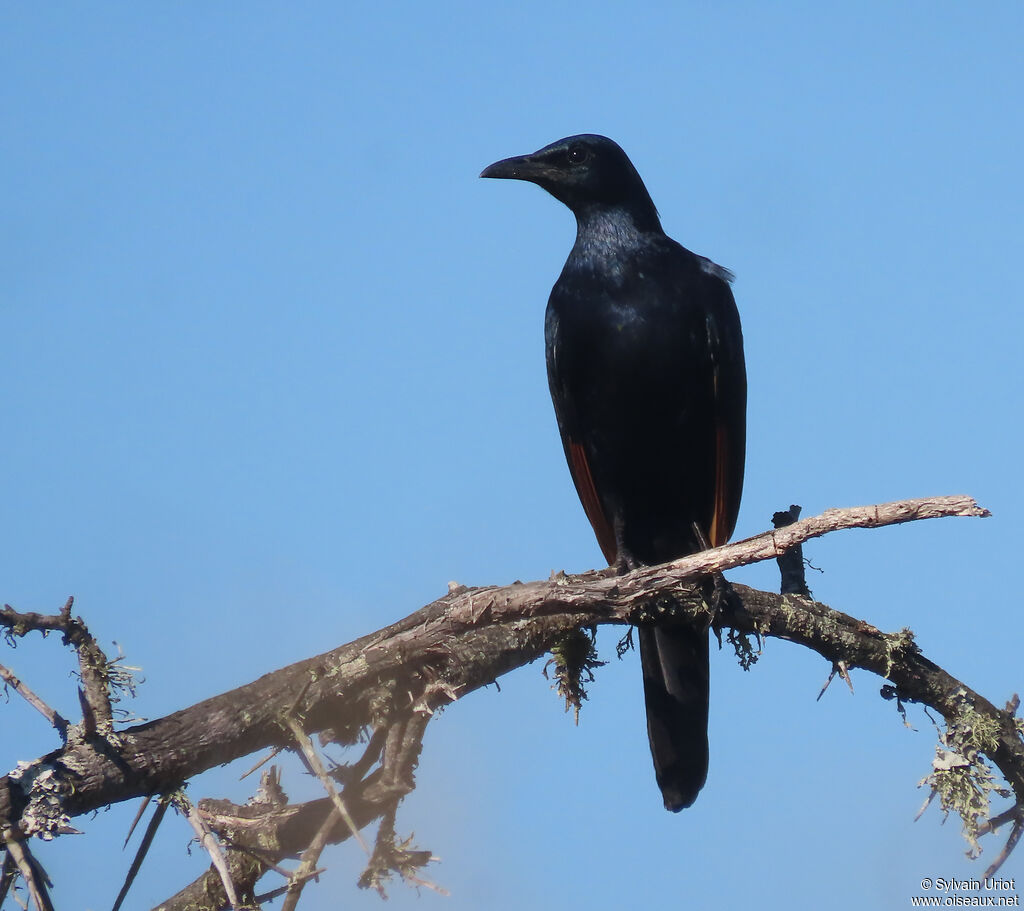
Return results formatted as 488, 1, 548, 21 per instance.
481, 134, 746, 811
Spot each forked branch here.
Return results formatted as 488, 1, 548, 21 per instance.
1, 495, 1015, 910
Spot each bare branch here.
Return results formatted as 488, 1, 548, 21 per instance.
0, 495, 1005, 907
0, 849, 15, 907
280, 808, 338, 911
239, 747, 283, 781
155, 781, 389, 909
0, 664, 68, 739
629, 494, 989, 583
2, 835, 53, 911
2, 498, 996, 829
282, 716, 369, 855
260, 865, 327, 908
0, 598, 114, 733
983, 816, 1024, 878
174, 793, 240, 909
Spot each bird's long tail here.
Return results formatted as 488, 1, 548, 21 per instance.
638, 623, 710, 811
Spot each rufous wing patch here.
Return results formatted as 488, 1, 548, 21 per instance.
709, 420, 731, 548
707, 356, 737, 549
567, 440, 618, 565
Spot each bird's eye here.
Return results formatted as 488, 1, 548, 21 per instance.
566, 144, 590, 165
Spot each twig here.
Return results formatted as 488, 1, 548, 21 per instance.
283, 716, 370, 854
0, 849, 17, 907
626, 494, 990, 584
333, 726, 387, 789
0, 664, 69, 739
281, 808, 339, 911
173, 793, 240, 910
983, 817, 1024, 878
158, 778, 388, 908
356, 714, 441, 897
3, 835, 54, 911
0, 597, 114, 731
253, 867, 327, 905
239, 747, 282, 781
378, 714, 429, 799
976, 805, 1022, 837
359, 800, 443, 898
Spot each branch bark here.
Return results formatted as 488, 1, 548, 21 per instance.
1, 494, 1012, 909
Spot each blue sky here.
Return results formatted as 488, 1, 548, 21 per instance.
3, 4, 1022, 909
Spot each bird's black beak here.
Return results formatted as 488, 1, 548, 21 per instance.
480, 153, 548, 183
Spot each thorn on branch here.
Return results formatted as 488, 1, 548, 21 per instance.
123, 795, 151, 848
817, 662, 854, 701
112, 793, 171, 911
174, 791, 242, 910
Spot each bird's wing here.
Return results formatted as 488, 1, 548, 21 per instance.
545, 306, 619, 565
564, 439, 618, 564
704, 283, 747, 548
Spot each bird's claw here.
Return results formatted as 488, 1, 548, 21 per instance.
708, 573, 740, 626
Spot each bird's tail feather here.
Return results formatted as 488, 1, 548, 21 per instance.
638, 624, 710, 811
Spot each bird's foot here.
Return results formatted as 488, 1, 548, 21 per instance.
612, 549, 640, 576
707, 573, 741, 633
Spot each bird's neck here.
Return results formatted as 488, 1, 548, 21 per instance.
569, 205, 663, 273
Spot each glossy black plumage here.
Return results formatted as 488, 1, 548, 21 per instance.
482, 134, 746, 811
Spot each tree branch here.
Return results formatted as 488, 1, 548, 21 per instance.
1, 494, 1011, 908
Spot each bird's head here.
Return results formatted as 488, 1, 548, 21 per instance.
481, 134, 659, 228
